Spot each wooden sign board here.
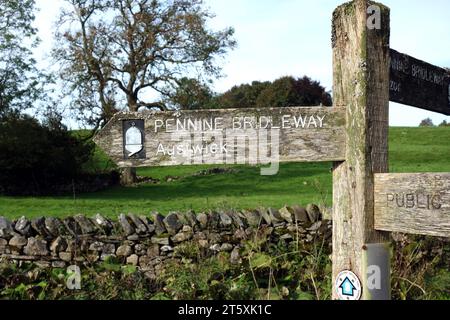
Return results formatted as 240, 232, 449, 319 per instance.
389, 49, 450, 115
374, 173, 450, 237
93, 107, 346, 168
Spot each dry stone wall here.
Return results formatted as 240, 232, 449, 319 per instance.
0, 205, 331, 278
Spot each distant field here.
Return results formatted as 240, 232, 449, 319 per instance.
0, 127, 449, 219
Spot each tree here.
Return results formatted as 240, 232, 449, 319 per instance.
54, 0, 236, 184
0, 112, 94, 195
0, 0, 42, 115
167, 77, 215, 110
439, 120, 449, 127
217, 80, 271, 109
256, 76, 332, 108
215, 76, 332, 109
419, 118, 434, 127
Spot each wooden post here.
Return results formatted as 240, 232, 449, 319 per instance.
332, 0, 391, 300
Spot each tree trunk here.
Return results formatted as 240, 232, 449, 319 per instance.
120, 167, 137, 185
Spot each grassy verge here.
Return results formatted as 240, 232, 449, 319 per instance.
0, 126, 449, 218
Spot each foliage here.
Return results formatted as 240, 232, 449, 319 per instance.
391, 234, 450, 300
438, 120, 449, 127
216, 80, 271, 109
0, 0, 45, 115
53, 0, 236, 128
0, 217, 448, 301
0, 261, 160, 300
1, 232, 447, 300
215, 76, 332, 109
0, 113, 94, 195
158, 228, 332, 300
167, 77, 216, 110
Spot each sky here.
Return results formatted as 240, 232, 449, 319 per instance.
34, 0, 450, 128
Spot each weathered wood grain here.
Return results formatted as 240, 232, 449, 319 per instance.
390, 49, 450, 115
332, 0, 391, 300
93, 107, 346, 167
374, 173, 450, 237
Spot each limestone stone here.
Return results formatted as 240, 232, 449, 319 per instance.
139, 215, 155, 234
119, 214, 135, 236
23, 237, 49, 256
242, 210, 261, 227
128, 214, 148, 235
134, 243, 147, 256
126, 254, 139, 266
151, 212, 167, 235
306, 204, 321, 223
151, 235, 170, 246
196, 213, 209, 229
116, 245, 133, 257
198, 239, 209, 248
74, 215, 96, 234
127, 234, 140, 241
219, 211, 233, 227
230, 211, 246, 228
307, 221, 322, 232
0, 217, 14, 239
268, 208, 284, 224
52, 261, 66, 268
183, 210, 198, 228
93, 214, 113, 233
230, 247, 242, 265
59, 252, 72, 262
259, 208, 272, 225
292, 206, 309, 223
9, 235, 27, 250
102, 243, 116, 255
63, 217, 82, 235
163, 213, 183, 235
14, 216, 31, 237
220, 243, 233, 252
209, 244, 221, 252
45, 217, 66, 237
31, 217, 51, 238
160, 245, 173, 253
139, 255, 152, 269
147, 244, 160, 258
279, 206, 295, 223
172, 231, 192, 243
88, 241, 104, 252
50, 237, 68, 253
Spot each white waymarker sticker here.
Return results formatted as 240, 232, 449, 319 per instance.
335, 270, 362, 300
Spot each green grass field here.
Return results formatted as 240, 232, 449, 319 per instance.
0, 127, 449, 219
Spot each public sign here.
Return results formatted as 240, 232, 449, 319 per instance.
374, 173, 450, 237
389, 49, 450, 115
335, 270, 362, 300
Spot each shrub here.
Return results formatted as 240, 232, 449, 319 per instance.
0, 113, 94, 195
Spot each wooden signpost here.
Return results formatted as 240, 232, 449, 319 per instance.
390, 49, 450, 115
94, 107, 346, 167
374, 173, 450, 237
94, 0, 450, 300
